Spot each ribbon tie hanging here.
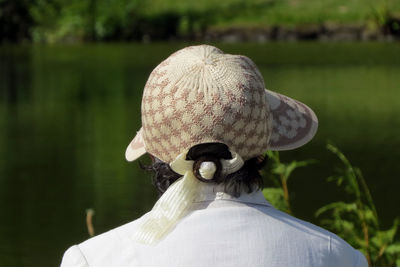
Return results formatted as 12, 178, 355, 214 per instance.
132, 151, 244, 245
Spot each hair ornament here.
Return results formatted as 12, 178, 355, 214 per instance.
199, 162, 217, 180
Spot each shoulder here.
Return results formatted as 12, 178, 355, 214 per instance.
259, 207, 368, 267
328, 234, 369, 267
60, 215, 145, 266
60, 245, 88, 267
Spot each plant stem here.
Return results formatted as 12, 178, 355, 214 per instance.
281, 174, 292, 214
361, 219, 372, 266
356, 168, 379, 226
86, 208, 96, 237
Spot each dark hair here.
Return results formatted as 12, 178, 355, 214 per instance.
140, 143, 267, 197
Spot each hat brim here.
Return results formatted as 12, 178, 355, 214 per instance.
125, 89, 318, 161
265, 89, 318, 151
125, 128, 146, 162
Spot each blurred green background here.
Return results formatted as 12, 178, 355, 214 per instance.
1, 1, 400, 267
1, 0, 400, 42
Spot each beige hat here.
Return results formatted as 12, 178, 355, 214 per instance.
126, 44, 318, 163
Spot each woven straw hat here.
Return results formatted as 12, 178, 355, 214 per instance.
125, 45, 318, 163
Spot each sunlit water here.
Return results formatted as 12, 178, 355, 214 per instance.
0, 42, 399, 266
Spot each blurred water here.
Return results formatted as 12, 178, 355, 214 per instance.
0, 43, 399, 266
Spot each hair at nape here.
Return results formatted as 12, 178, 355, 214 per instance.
141, 143, 267, 197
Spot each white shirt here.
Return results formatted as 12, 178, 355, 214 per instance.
61, 184, 368, 267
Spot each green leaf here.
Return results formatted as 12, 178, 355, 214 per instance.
315, 201, 357, 217
385, 243, 400, 255
262, 187, 287, 212
272, 163, 286, 175
271, 160, 315, 181
363, 208, 378, 226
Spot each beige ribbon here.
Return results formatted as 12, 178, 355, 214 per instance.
132, 150, 244, 245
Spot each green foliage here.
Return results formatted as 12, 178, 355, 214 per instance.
2, 0, 400, 42
315, 144, 400, 266
28, 0, 143, 42
368, 0, 397, 28
262, 151, 315, 214
262, 187, 287, 212
262, 144, 400, 266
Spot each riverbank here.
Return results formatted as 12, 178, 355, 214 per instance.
202, 22, 400, 42
1, 0, 400, 43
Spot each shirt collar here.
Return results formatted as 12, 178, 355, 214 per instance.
193, 183, 271, 207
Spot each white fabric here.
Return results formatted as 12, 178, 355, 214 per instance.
132, 172, 199, 244
220, 151, 244, 174
133, 151, 245, 244
61, 183, 368, 267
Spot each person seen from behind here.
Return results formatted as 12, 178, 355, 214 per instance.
61, 45, 368, 267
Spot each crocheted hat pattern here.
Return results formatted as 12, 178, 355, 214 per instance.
126, 45, 318, 163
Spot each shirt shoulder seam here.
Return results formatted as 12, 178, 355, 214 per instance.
329, 235, 332, 258
76, 244, 90, 266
